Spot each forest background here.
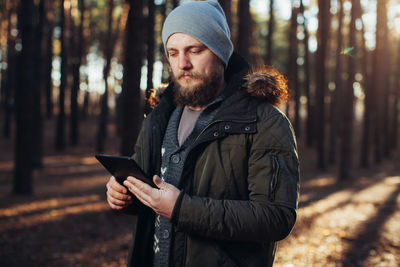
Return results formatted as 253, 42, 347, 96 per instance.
0, 0, 399, 266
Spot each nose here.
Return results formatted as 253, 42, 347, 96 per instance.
178, 54, 192, 70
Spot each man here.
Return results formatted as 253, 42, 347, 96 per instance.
106, 1, 299, 266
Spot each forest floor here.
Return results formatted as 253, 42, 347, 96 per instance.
0, 116, 399, 267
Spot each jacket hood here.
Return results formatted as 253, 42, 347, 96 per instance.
225, 52, 290, 107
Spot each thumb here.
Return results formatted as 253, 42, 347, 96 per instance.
153, 175, 166, 189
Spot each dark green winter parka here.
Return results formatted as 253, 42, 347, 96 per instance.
125, 53, 300, 267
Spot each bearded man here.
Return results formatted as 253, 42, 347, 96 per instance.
105, 1, 300, 266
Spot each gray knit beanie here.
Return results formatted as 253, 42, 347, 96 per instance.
162, 0, 233, 67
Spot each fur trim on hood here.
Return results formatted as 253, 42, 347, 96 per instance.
147, 66, 290, 109
243, 66, 290, 107
147, 83, 168, 109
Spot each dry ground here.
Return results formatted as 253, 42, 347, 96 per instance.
0, 116, 399, 266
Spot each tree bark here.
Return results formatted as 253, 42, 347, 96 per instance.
70, 0, 85, 146
2, 2, 17, 139
315, 0, 331, 169
218, 0, 231, 28
144, 0, 156, 115
265, 0, 274, 65
120, 0, 145, 156
44, 0, 54, 119
97, 0, 115, 153
287, 3, 299, 135
300, 0, 313, 147
339, 0, 357, 180
382, 7, 391, 158
373, 0, 388, 163
32, 0, 46, 168
160, 1, 169, 83
0, 0, 10, 107
237, 0, 250, 62
56, 0, 70, 150
14, 0, 36, 194
82, 89, 89, 119
358, 2, 372, 167
393, 39, 400, 149
328, 0, 344, 165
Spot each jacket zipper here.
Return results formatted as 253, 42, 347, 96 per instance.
179, 118, 256, 267
269, 155, 280, 201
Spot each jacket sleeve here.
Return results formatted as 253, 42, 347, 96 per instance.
171, 113, 300, 243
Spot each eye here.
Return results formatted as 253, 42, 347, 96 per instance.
168, 51, 177, 57
190, 48, 203, 54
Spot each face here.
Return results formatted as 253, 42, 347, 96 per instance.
166, 33, 225, 108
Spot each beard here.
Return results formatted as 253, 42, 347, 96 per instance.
171, 65, 224, 108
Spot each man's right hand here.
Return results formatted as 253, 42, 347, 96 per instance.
106, 176, 133, 210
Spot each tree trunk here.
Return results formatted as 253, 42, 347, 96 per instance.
328, 0, 344, 165
120, 0, 145, 156
144, 0, 156, 115
237, 0, 250, 62
265, 0, 274, 65
2, 3, 17, 139
0, 0, 10, 107
44, 0, 54, 119
82, 89, 89, 119
14, 0, 36, 194
287, 3, 299, 135
338, 0, 357, 180
32, 0, 45, 168
300, 0, 313, 147
315, 0, 331, 169
97, 0, 115, 153
373, 0, 388, 163
160, 1, 169, 83
393, 40, 400, 149
97, 90, 109, 153
218, 0, 231, 28
81, 3, 91, 120
382, 8, 391, 158
69, 0, 85, 146
358, 2, 372, 167
56, 0, 70, 150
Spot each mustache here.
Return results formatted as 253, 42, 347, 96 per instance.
175, 71, 202, 79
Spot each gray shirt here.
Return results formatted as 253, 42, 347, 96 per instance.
177, 106, 202, 146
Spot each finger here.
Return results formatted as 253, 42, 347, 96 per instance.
124, 179, 155, 206
108, 185, 132, 201
108, 200, 124, 210
126, 176, 154, 195
109, 176, 128, 194
107, 191, 130, 206
124, 180, 152, 207
107, 194, 126, 210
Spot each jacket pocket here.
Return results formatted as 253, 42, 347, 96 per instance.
269, 154, 280, 201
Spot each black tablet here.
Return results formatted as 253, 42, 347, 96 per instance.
95, 154, 156, 188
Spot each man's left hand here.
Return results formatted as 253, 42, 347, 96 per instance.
124, 175, 180, 220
